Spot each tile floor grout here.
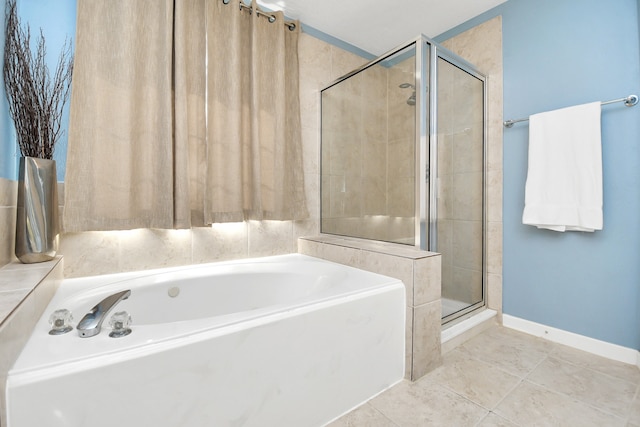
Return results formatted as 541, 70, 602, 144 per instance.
524, 352, 637, 422
330, 325, 640, 427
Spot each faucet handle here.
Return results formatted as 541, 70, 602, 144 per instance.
48, 309, 73, 335
109, 311, 132, 338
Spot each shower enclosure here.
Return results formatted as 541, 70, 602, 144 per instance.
320, 35, 486, 324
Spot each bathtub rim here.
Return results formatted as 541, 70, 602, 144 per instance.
10, 254, 406, 379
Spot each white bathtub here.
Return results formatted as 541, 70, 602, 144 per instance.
7, 254, 405, 427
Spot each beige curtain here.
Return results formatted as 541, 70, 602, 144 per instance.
64, 0, 176, 231
64, 0, 306, 231
174, 0, 207, 228
205, 1, 306, 223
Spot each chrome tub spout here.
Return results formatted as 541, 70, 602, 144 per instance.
77, 290, 131, 338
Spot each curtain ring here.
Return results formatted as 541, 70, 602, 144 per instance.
222, 0, 230, 4
268, 15, 276, 23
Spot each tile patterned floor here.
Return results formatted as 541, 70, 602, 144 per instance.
329, 325, 640, 427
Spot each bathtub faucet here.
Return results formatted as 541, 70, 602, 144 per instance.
77, 290, 131, 338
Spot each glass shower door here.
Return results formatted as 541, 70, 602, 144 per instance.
434, 55, 485, 322
321, 44, 418, 245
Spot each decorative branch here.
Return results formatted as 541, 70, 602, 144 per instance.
3, 0, 73, 159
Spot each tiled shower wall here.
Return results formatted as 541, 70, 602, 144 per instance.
321, 53, 416, 244
321, 62, 389, 236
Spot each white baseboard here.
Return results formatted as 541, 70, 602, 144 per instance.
502, 314, 640, 367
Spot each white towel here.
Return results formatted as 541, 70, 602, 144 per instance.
522, 101, 603, 232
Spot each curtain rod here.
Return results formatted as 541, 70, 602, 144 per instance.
221, 0, 297, 31
503, 94, 638, 128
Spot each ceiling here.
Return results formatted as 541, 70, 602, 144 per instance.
257, 0, 507, 56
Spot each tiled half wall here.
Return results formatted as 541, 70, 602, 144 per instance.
298, 235, 442, 381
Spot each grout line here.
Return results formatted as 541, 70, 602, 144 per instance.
520, 377, 628, 423
490, 378, 526, 426
526, 354, 638, 420
546, 352, 640, 388
520, 350, 550, 382
472, 410, 523, 427
367, 402, 402, 427
546, 349, 640, 387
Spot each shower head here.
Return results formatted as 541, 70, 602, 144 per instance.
407, 92, 416, 106
399, 83, 416, 106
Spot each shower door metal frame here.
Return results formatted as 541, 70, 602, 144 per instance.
425, 40, 489, 324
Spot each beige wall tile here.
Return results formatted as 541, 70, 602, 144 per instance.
451, 220, 483, 271
292, 219, 320, 251
412, 300, 443, 379
59, 231, 120, 278
320, 244, 360, 266
298, 33, 332, 131
357, 250, 414, 306
413, 255, 441, 306
451, 266, 483, 303
0, 179, 17, 268
248, 220, 293, 258
453, 132, 483, 174
304, 172, 320, 220
191, 223, 249, 264
362, 178, 387, 217
301, 126, 320, 176
388, 138, 415, 179
387, 176, 414, 217
452, 172, 483, 221
297, 237, 324, 258
119, 229, 192, 273
487, 221, 502, 275
405, 307, 414, 379
0, 207, 16, 267
0, 178, 17, 206
330, 46, 368, 81
487, 170, 503, 223
487, 273, 503, 316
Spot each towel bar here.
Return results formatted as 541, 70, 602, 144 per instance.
503, 94, 638, 128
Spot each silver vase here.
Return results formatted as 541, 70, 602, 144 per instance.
15, 157, 59, 263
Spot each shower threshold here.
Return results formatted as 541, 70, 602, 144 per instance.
441, 297, 472, 318
441, 308, 497, 352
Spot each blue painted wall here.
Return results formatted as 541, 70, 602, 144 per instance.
438, 0, 640, 350
0, 0, 15, 179
0, 0, 76, 180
